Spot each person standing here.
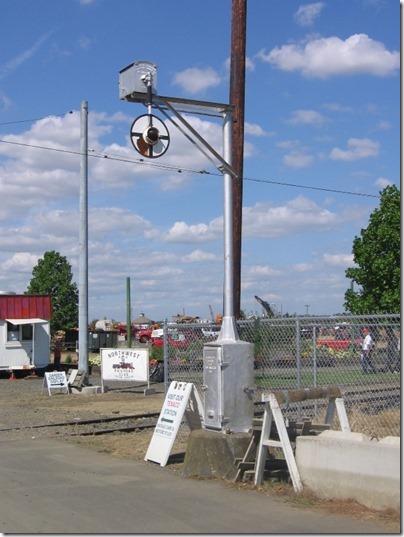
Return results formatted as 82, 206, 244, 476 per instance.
53, 340, 62, 371
361, 327, 376, 374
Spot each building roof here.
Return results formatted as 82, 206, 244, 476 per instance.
0, 295, 52, 320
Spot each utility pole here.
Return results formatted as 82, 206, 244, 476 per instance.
126, 276, 131, 348
78, 100, 89, 374
230, 0, 247, 320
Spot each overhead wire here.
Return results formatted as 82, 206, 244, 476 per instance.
0, 110, 77, 127
0, 135, 381, 199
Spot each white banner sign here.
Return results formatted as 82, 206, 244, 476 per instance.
145, 381, 196, 466
100, 348, 149, 382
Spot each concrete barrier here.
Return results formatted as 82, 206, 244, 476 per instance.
295, 430, 400, 511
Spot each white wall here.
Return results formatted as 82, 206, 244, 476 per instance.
295, 430, 400, 511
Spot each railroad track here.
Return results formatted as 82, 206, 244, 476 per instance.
253, 384, 400, 421
0, 411, 160, 438
1, 385, 398, 438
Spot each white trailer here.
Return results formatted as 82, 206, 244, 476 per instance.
0, 294, 52, 373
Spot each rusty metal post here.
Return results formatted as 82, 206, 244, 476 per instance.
230, 0, 247, 319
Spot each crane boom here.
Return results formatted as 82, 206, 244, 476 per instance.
254, 295, 275, 318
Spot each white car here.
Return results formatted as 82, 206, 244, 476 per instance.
201, 326, 221, 338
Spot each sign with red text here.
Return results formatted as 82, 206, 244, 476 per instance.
145, 381, 198, 466
100, 348, 149, 382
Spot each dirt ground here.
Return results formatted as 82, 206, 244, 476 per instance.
0, 370, 400, 533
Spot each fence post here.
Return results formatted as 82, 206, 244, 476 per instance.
296, 319, 301, 389
295, 319, 302, 421
313, 325, 318, 416
163, 318, 169, 395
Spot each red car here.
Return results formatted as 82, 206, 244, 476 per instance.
151, 335, 189, 349
317, 338, 362, 351
135, 329, 152, 343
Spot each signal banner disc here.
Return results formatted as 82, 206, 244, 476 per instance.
130, 114, 170, 158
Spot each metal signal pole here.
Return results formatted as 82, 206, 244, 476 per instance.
230, 0, 247, 320
78, 100, 89, 374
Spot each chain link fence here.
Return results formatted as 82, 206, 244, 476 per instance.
154, 314, 400, 447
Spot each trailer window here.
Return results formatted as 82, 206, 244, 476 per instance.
6, 322, 33, 342
7, 322, 20, 341
21, 324, 33, 340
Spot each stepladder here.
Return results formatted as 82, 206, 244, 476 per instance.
254, 387, 350, 492
255, 392, 303, 492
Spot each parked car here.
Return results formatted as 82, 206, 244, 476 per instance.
151, 333, 189, 349
135, 328, 153, 343
201, 326, 221, 338
316, 323, 362, 351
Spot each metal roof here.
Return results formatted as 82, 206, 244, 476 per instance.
0, 295, 52, 320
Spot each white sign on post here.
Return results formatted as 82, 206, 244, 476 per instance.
145, 381, 202, 467
43, 371, 69, 396
100, 348, 149, 383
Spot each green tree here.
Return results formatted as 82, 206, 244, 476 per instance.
26, 250, 79, 332
344, 185, 400, 314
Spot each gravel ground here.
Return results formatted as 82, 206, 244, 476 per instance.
0, 371, 400, 532
0, 372, 166, 442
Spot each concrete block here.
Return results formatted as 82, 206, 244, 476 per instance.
319, 430, 370, 441
71, 386, 102, 395
182, 429, 251, 480
379, 436, 400, 446
295, 432, 400, 511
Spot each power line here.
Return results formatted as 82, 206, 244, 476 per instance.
0, 110, 77, 127
0, 137, 381, 199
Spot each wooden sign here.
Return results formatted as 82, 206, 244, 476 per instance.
145, 381, 203, 466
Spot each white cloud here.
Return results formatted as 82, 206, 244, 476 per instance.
286, 109, 327, 125
322, 102, 352, 113
258, 34, 399, 78
0, 32, 53, 81
322, 253, 354, 267
375, 177, 393, 188
172, 67, 223, 94
294, 2, 325, 26
244, 122, 268, 137
78, 36, 93, 49
377, 120, 392, 130
283, 150, 314, 168
292, 263, 313, 272
0, 92, 12, 111
329, 138, 380, 161
182, 249, 219, 262
249, 265, 282, 277
1, 252, 40, 272
242, 197, 339, 238
276, 139, 315, 168
163, 221, 217, 243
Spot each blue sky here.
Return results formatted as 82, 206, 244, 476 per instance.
0, 0, 400, 323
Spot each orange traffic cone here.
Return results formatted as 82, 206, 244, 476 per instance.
9, 371, 16, 380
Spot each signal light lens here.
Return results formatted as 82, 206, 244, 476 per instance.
144, 126, 159, 145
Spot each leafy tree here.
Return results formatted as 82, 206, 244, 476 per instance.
26, 250, 79, 332
344, 185, 400, 314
